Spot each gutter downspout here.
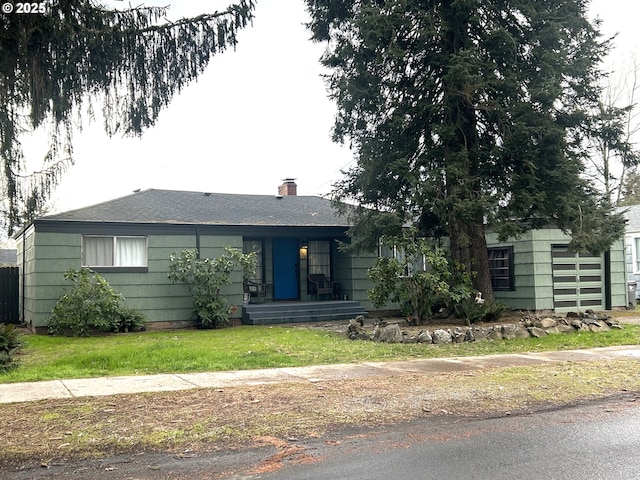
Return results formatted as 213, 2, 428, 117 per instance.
195, 226, 201, 259
604, 250, 612, 310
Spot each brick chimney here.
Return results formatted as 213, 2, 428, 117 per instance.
278, 178, 297, 196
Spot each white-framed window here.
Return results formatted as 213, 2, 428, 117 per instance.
82, 235, 147, 267
634, 237, 640, 273
378, 241, 427, 275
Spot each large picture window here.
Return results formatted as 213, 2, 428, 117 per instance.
82, 236, 147, 268
488, 246, 514, 291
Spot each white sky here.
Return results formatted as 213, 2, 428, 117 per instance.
23, 0, 640, 215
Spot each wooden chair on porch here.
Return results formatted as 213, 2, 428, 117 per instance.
307, 273, 333, 301
244, 280, 266, 303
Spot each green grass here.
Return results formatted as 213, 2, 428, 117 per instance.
1, 324, 638, 384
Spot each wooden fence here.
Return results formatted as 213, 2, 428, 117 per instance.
0, 267, 19, 324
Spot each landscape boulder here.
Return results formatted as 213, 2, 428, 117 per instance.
347, 318, 370, 341
486, 327, 503, 340
417, 330, 433, 343
377, 324, 404, 343
431, 329, 453, 344
587, 321, 610, 333
527, 327, 547, 338
471, 327, 487, 342
502, 324, 530, 340
451, 327, 468, 343
537, 317, 557, 329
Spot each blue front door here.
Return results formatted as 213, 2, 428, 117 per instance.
273, 238, 299, 300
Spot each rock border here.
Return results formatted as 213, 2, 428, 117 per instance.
347, 310, 623, 344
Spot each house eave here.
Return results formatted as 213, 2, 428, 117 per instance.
28, 219, 351, 238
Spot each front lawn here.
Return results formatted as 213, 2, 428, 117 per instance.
1, 323, 639, 384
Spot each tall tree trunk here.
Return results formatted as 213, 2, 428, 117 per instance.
468, 218, 493, 300
447, 215, 494, 301
448, 214, 472, 280
441, 1, 494, 300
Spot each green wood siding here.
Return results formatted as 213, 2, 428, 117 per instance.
19, 224, 625, 332
485, 230, 538, 310
21, 232, 81, 329
345, 250, 384, 311
486, 229, 627, 312
91, 234, 197, 324
19, 230, 295, 329
333, 247, 353, 302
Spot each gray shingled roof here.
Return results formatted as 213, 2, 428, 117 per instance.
42, 189, 350, 227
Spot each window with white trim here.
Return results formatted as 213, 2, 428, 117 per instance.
378, 242, 427, 275
82, 236, 147, 267
634, 238, 640, 273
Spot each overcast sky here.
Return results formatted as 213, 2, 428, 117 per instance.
23, 0, 640, 215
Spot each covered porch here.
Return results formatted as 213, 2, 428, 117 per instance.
243, 235, 351, 303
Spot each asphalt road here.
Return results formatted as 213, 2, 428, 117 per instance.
250, 396, 640, 480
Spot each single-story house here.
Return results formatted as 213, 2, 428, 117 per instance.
15, 180, 629, 332
15, 180, 379, 332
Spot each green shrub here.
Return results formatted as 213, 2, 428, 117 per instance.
368, 230, 473, 325
49, 268, 145, 336
168, 247, 256, 328
115, 307, 147, 333
454, 297, 509, 325
0, 323, 22, 372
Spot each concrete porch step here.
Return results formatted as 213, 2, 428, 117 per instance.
242, 300, 367, 325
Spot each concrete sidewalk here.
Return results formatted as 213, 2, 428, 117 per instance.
1, 345, 639, 404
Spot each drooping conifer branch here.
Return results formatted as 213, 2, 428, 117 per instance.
0, 0, 256, 233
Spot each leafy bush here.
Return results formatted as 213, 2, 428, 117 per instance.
454, 297, 509, 325
168, 247, 256, 328
49, 268, 146, 336
368, 230, 474, 325
115, 307, 147, 333
0, 323, 23, 372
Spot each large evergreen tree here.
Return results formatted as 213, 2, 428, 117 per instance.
0, 0, 255, 233
306, 0, 626, 298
